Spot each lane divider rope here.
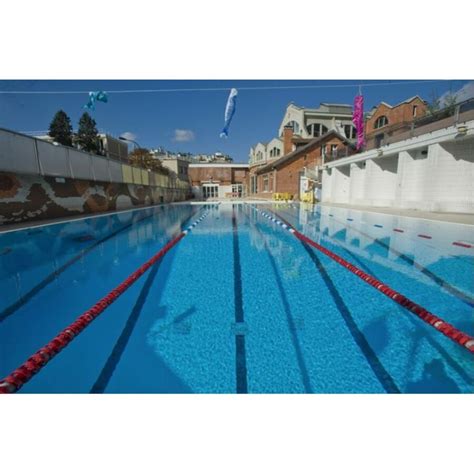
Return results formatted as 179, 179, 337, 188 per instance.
251, 205, 474, 354
286, 203, 473, 250
0, 210, 210, 394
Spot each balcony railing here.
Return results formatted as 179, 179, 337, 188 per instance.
322, 147, 352, 162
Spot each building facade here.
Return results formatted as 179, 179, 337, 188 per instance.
248, 102, 358, 197
188, 163, 249, 199
321, 101, 474, 213
254, 128, 355, 199
160, 157, 190, 181
277, 102, 357, 141
364, 96, 428, 150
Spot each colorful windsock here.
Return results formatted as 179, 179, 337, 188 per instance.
352, 94, 365, 150
83, 91, 108, 111
220, 88, 238, 138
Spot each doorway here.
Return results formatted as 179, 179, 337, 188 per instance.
202, 184, 219, 199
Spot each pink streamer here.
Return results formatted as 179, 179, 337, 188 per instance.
352, 95, 365, 150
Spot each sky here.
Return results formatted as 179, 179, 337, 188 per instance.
0, 79, 473, 163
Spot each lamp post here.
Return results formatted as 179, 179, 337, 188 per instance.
119, 136, 145, 168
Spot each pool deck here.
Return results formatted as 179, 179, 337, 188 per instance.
1, 199, 473, 234
319, 202, 474, 226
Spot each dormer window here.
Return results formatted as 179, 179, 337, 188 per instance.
285, 121, 300, 134
307, 123, 328, 137
344, 125, 357, 139
374, 115, 389, 129
269, 147, 281, 158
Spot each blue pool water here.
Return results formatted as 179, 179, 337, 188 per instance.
0, 202, 473, 393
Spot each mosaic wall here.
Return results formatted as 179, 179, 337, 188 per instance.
0, 172, 190, 226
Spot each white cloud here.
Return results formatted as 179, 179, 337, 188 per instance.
439, 81, 474, 106
173, 129, 195, 142
120, 131, 137, 141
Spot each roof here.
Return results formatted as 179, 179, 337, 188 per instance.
367, 95, 427, 117
256, 129, 354, 174
285, 102, 353, 116
189, 163, 248, 169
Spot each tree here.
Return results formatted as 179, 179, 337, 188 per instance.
128, 148, 170, 174
427, 90, 441, 115
442, 91, 458, 114
48, 110, 73, 146
76, 112, 100, 153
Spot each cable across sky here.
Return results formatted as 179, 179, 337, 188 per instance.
0, 80, 447, 95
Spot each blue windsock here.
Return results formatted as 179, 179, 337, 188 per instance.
83, 91, 108, 111
220, 88, 238, 138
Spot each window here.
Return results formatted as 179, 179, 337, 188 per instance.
374, 115, 389, 129
285, 121, 300, 134
330, 144, 338, 158
263, 175, 269, 192
202, 185, 218, 199
344, 124, 357, 139
375, 133, 384, 148
269, 147, 281, 158
256, 151, 263, 161
232, 184, 243, 198
413, 105, 418, 117
321, 145, 327, 158
250, 176, 257, 194
307, 123, 328, 137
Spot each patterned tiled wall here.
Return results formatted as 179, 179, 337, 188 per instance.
0, 171, 190, 226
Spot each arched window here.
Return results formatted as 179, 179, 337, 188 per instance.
285, 121, 300, 134
344, 124, 357, 139
307, 123, 328, 137
269, 147, 280, 158
374, 115, 389, 129
256, 151, 263, 161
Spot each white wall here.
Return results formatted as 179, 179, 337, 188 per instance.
321, 169, 333, 202
349, 162, 366, 204
397, 149, 430, 208
331, 165, 351, 203
320, 121, 474, 213
364, 155, 399, 207
423, 141, 474, 213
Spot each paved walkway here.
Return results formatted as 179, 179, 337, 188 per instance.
320, 202, 474, 226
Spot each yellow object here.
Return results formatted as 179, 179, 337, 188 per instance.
273, 192, 294, 201
301, 191, 315, 203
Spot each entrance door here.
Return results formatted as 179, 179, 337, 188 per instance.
203, 185, 218, 199
232, 184, 243, 198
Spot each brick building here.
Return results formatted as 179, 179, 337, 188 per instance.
365, 96, 428, 149
188, 163, 249, 199
253, 127, 355, 199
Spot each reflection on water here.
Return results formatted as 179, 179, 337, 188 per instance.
270, 203, 474, 302
0, 205, 194, 309
406, 359, 462, 394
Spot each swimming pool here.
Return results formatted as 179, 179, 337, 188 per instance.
0, 202, 473, 393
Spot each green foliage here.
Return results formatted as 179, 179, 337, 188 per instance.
48, 110, 73, 146
442, 91, 458, 114
427, 91, 441, 115
129, 148, 170, 174
76, 112, 100, 153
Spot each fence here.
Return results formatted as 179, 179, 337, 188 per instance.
0, 127, 190, 191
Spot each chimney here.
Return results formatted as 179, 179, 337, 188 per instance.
283, 125, 294, 155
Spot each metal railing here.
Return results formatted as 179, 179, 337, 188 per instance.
0, 127, 190, 191
364, 97, 474, 150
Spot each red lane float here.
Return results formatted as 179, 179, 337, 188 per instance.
453, 242, 472, 249
255, 207, 474, 354
0, 211, 209, 394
